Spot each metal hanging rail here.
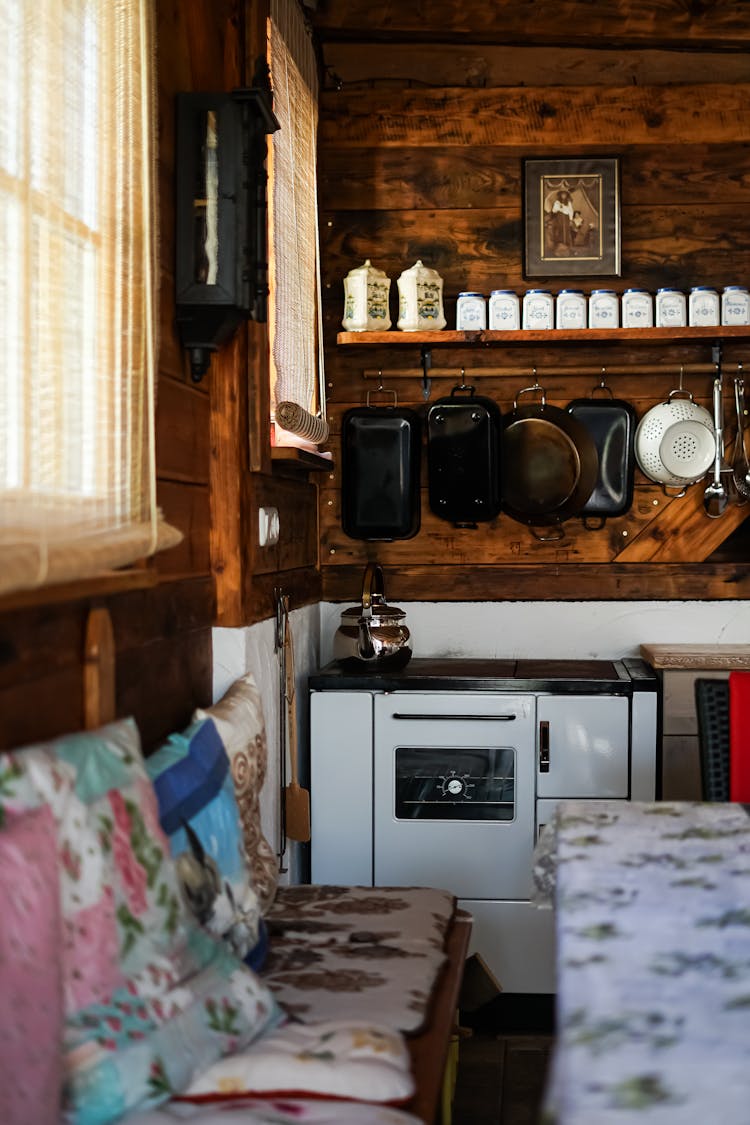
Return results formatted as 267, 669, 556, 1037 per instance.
362, 361, 721, 382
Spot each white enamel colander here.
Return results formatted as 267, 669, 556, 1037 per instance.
635, 388, 716, 489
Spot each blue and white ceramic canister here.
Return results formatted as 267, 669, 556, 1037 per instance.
589, 289, 619, 328
721, 286, 750, 326
488, 289, 520, 330
342, 259, 392, 332
555, 289, 587, 330
456, 292, 487, 330
688, 287, 720, 327
522, 289, 554, 330
621, 288, 653, 328
655, 287, 687, 327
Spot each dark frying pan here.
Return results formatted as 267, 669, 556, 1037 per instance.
501, 384, 599, 533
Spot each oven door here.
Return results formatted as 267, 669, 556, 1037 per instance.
373, 693, 536, 899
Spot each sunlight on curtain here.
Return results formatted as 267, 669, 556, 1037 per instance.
0, 0, 181, 596
268, 0, 328, 451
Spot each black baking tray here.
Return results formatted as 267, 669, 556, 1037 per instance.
566, 396, 637, 521
341, 405, 421, 540
427, 386, 502, 526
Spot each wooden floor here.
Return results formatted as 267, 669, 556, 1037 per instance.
451, 996, 555, 1125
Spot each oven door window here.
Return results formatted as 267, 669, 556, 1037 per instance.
394, 745, 515, 821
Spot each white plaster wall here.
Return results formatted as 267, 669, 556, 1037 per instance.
212, 604, 320, 884
319, 600, 750, 665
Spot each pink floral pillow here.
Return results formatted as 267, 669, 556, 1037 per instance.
0, 804, 63, 1125
0, 720, 283, 1124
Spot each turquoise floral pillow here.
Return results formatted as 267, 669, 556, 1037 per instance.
0, 719, 283, 1125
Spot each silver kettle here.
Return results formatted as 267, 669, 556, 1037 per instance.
333, 564, 412, 670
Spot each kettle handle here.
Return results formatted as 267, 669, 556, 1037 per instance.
361, 563, 385, 612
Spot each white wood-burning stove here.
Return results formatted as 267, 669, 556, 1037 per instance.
308, 659, 658, 993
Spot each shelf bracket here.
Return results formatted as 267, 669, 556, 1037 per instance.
712, 341, 723, 380
420, 345, 432, 400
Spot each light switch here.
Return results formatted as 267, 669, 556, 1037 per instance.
258, 506, 280, 546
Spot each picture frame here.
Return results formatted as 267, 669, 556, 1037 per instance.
523, 157, 621, 279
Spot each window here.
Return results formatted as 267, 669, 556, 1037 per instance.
0, 0, 179, 597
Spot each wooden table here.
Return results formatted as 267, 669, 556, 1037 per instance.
533, 800, 750, 1123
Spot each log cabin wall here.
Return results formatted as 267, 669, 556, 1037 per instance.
310, 0, 750, 603
0, 0, 319, 751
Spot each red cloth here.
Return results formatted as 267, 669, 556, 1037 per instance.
729, 671, 750, 801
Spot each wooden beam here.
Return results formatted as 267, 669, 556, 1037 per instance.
321, 563, 750, 602
321, 43, 750, 89
310, 1, 750, 50
319, 84, 750, 148
319, 144, 750, 213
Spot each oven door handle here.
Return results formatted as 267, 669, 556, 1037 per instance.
390, 713, 517, 721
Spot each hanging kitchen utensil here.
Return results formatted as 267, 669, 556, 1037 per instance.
501, 381, 599, 537
427, 378, 503, 527
283, 606, 311, 842
634, 385, 715, 493
566, 372, 637, 528
274, 588, 288, 868
341, 386, 421, 541
704, 376, 729, 518
333, 563, 412, 671
731, 372, 750, 502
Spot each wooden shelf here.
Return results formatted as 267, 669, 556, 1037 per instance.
338, 326, 750, 347
640, 643, 750, 670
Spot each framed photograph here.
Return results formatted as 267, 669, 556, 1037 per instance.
523, 157, 621, 279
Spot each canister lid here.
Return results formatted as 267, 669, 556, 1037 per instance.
490, 289, 517, 296
458, 292, 483, 297
657, 287, 683, 294
623, 288, 650, 294
591, 289, 617, 295
525, 289, 551, 295
346, 258, 388, 279
723, 285, 749, 292
558, 289, 584, 295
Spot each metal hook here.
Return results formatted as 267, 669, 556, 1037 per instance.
599, 366, 607, 388
678, 365, 684, 390
377, 369, 384, 391
420, 345, 432, 401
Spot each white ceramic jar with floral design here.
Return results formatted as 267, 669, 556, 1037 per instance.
342, 259, 392, 331
396, 260, 447, 331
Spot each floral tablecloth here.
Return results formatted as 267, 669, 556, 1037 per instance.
533, 800, 750, 1124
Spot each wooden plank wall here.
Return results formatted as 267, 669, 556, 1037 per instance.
310, 0, 750, 602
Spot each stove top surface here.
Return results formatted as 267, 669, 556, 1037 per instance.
311, 657, 656, 693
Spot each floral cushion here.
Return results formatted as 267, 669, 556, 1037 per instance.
145, 718, 265, 968
193, 674, 278, 913
0, 804, 63, 1125
0, 719, 283, 1125
263, 885, 456, 1033
177, 1019, 414, 1104
124, 1096, 425, 1123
